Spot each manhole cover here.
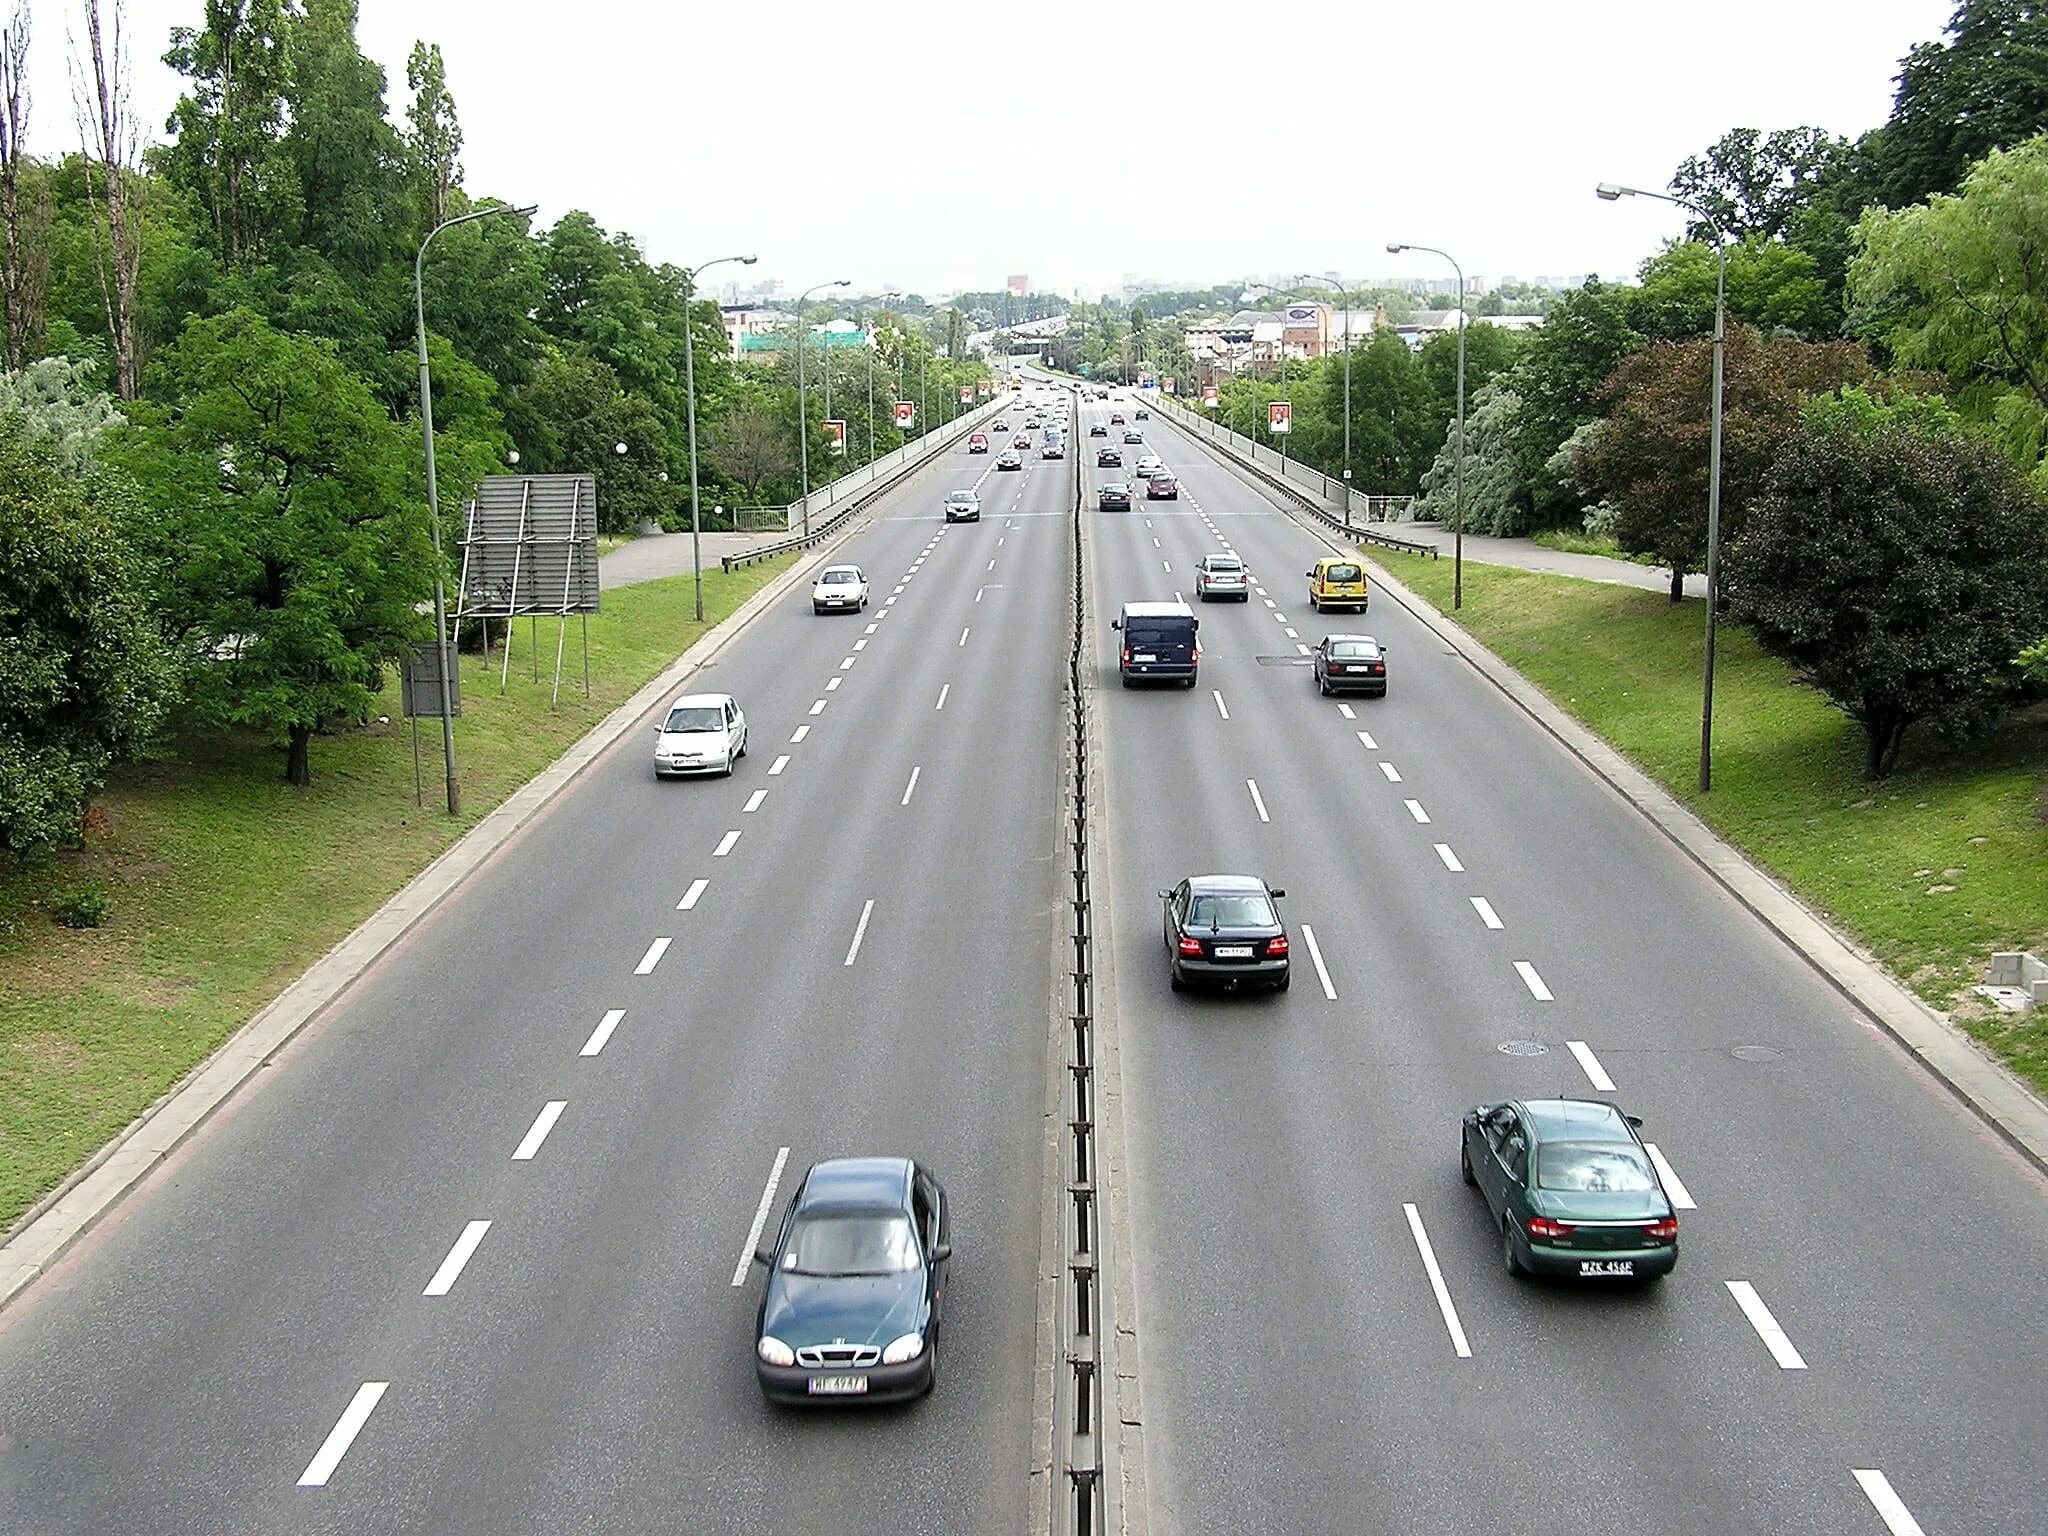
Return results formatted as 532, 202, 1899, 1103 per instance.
1253, 655, 1315, 667
1497, 1039, 1549, 1057
1730, 1044, 1781, 1062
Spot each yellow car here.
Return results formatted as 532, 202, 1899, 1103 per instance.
1306, 557, 1369, 613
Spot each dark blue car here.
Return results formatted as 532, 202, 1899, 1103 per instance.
753, 1157, 951, 1403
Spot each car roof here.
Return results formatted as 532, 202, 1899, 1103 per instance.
1187, 873, 1271, 894
797, 1156, 914, 1212
1518, 1099, 1635, 1143
1122, 601, 1194, 618
667, 691, 732, 709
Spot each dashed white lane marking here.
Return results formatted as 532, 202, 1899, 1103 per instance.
997, 537, 1005, 546
1337, 703, 1356, 719
423, 1220, 491, 1297
1246, 779, 1270, 823
512, 1100, 567, 1160
853, 638, 869, 652
1273, 611, 1290, 623
768, 755, 790, 776
581, 1008, 626, 1056
808, 699, 828, 715
1284, 627, 1299, 639
1566, 1039, 1614, 1090
825, 677, 842, 692
1153, 537, 1161, 547
731, 1147, 791, 1287
1643, 1144, 1696, 1209
1356, 730, 1379, 750
1852, 1471, 1926, 1536
743, 789, 767, 814
1470, 897, 1504, 930
1726, 1280, 1808, 1370
839, 655, 856, 669
1379, 762, 1403, 783
901, 766, 921, 806
1162, 560, 1172, 573
936, 684, 950, 711
885, 596, 897, 606
790, 725, 810, 743
987, 558, 997, 571
1300, 924, 1337, 1000
713, 829, 741, 857
678, 878, 709, 910
1406, 800, 1431, 823
1295, 643, 1312, 656
864, 622, 879, 634
892, 585, 905, 595
297, 1382, 389, 1487
1434, 842, 1463, 871
958, 626, 971, 646
634, 937, 671, 974
1262, 597, 1276, 608
844, 899, 876, 966
1514, 961, 1554, 1001
1213, 690, 1229, 720
1403, 1204, 1473, 1359
1256, 588, 1269, 598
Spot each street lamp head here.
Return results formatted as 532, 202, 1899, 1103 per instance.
1595, 183, 1626, 201
833, 278, 851, 288
506, 449, 519, 465
739, 255, 758, 265
1385, 242, 1406, 254
614, 441, 629, 455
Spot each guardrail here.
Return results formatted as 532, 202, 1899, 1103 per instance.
720, 397, 1006, 571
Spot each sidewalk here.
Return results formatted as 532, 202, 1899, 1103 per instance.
1371, 522, 1706, 598
598, 527, 793, 591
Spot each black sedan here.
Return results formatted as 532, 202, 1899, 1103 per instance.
1097, 447, 1123, 468
1135, 407, 1149, 419
1159, 874, 1290, 992
1098, 482, 1131, 511
1312, 634, 1388, 696
1089, 422, 1109, 437
753, 1156, 951, 1402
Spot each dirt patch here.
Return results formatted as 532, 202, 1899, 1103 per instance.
8, 1031, 88, 1075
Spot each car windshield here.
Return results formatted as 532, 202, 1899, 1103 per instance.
819, 570, 857, 585
948, 494, 977, 506
664, 706, 724, 733
780, 1213, 921, 1276
1325, 564, 1363, 582
1536, 1143, 1658, 1193
1329, 640, 1378, 658
1187, 894, 1276, 928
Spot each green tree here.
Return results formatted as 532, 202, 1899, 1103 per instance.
162, 0, 300, 272
282, 0, 411, 277
1413, 381, 1531, 534
1871, 0, 2048, 208
515, 354, 670, 533
0, 354, 123, 472
122, 308, 433, 786
1670, 126, 1855, 241
1630, 238, 1836, 341
404, 40, 462, 234
1726, 393, 2048, 775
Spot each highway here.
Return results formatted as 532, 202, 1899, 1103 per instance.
1079, 385, 2048, 1535
0, 413, 1073, 1534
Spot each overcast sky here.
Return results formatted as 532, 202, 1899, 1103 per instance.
27, 0, 1954, 303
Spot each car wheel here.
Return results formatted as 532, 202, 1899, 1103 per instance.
737, 731, 748, 759
1317, 674, 1331, 696
1184, 676, 1198, 689
1120, 675, 1133, 688
1274, 970, 1290, 992
1503, 1219, 1527, 1279
813, 604, 824, 614
1460, 1140, 1476, 1187
1169, 967, 1185, 993
1308, 595, 1319, 612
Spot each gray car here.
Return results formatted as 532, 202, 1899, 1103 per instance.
944, 489, 981, 523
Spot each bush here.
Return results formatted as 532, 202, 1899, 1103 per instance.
54, 887, 110, 929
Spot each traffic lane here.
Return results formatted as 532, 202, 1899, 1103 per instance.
0, 439, 1039, 1532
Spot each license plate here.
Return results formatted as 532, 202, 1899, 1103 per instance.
1135, 654, 1156, 662
1215, 945, 1254, 958
1579, 1260, 1634, 1276
808, 1375, 869, 1395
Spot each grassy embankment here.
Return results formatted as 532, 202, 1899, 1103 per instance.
0, 556, 794, 1229
1374, 549, 2048, 1097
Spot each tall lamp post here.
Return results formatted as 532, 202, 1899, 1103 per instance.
414, 199, 537, 815
1597, 181, 1727, 794
681, 252, 757, 623
1387, 241, 1467, 609
1294, 273, 1353, 494
794, 277, 851, 537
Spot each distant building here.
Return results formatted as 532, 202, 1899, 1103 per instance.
726, 307, 870, 362
1393, 312, 1545, 350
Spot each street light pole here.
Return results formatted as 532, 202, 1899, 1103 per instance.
414, 200, 537, 816
794, 277, 850, 539
682, 252, 757, 623
1387, 242, 1467, 608
1597, 182, 1727, 793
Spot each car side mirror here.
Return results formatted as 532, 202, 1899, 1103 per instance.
1268, 887, 1286, 899
753, 1246, 774, 1268
1110, 619, 1122, 630
1156, 888, 1171, 900
931, 1242, 952, 1263
1626, 1114, 1644, 1128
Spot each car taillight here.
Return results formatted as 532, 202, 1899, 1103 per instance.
1645, 1216, 1679, 1241
1192, 644, 1200, 662
1370, 664, 1384, 674
1526, 1216, 1574, 1241
1264, 936, 1289, 956
1177, 936, 1203, 956
1121, 647, 1131, 664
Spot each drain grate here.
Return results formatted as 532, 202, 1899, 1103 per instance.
1497, 1039, 1549, 1057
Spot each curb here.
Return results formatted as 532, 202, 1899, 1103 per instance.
1150, 397, 2048, 1177
0, 446, 952, 1315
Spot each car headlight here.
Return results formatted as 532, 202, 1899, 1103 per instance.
757, 1336, 795, 1367
881, 1332, 925, 1365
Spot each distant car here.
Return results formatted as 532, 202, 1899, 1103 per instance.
996, 449, 1023, 470
1122, 429, 1144, 444
1097, 447, 1123, 468
1159, 874, 1290, 993
812, 564, 868, 614
1042, 440, 1065, 459
1098, 482, 1131, 511
992, 418, 1010, 431
1313, 634, 1387, 696
1012, 434, 1031, 449
967, 431, 989, 454
1194, 554, 1250, 601
1306, 557, 1369, 613
1462, 1099, 1678, 1282
944, 489, 981, 522
1024, 417, 1042, 429
1134, 454, 1165, 479
1096, 388, 1110, 399
1110, 412, 1125, 424
653, 691, 747, 778
753, 1156, 951, 1403
1145, 475, 1177, 499
1089, 423, 1109, 437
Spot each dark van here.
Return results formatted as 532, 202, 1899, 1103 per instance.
1112, 601, 1199, 687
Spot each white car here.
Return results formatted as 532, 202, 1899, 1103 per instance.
1194, 554, 1251, 602
944, 489, 982, 523
654, 692, 748, 778
812, 564, 868, 614
1134, 454, 1165, 479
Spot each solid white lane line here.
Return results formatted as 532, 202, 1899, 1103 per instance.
423, 1220, 491, 1297
1643, 1144, 1696, 1209
839, 656, 855, 670
1246, 779, 1270, 823
512, 1100, 566, 1161
1434, 843, 1463, 871
1379, 762, 1402, 782
1295, 643, 1311, 656
1300, 924, 1337, 1000
1515, 961, 1554, 1001
634, 937, 671, 974
768, 755, 790, 776
790, 725, 810, 743
743, 789, 767, 813
844, 899, 875, 965
958, 626, 970, 646
901, 766, 921, 806
731, 1147, 791, 1287
1406, 800, 1431, 823
713, 829, 741, 857
1337, 703, 1356, 719
808, 699, 827, 715
1726, 1280, 1808, 1370
1213, 690, 1229, 720
825, 677, 842, 691
297, 1382, 389, 1487
1403, 1204, 1473, 1359
1470, 897, 1504, 930
1355, 730, 1378, 749
1565, 1039, 1614, 1090
1853, 1471, 1927, 1536
678, 878, 709, 910
581, 1008, 626, 1056
936, 684, 950, 710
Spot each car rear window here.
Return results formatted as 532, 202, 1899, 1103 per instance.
1187, 894, 1276, 927
1207, 558, 1242, 571
1329, 640, 1377, 658
1125, 623, 1188, 647
1325, 563, 1363, 583
1535, 1143, 1657, 1193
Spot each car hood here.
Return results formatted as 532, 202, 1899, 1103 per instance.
813, 583, 862, 595
761, 1270, 927, 1348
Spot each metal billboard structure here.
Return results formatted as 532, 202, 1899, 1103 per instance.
455, 473, 601, 705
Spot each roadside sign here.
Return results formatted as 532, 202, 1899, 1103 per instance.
959, 385, 972, 403
1201, 386, 1219, 409
1163, 377, 1176, 394
824, 419, 846, 456
1269, 400, 1292, 435
895, 400, 915, 429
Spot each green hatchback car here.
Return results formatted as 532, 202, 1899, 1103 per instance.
1461, 1098, 1679, 1282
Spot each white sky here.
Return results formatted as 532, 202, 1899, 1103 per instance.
27, 0, 1953, 303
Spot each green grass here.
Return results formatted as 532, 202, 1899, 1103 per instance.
1531, 528, 1659, 564
0, 556, 794, 1229
1374, 550, 2048, 1096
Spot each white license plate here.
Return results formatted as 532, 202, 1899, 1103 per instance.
1135, 654, 1156, 662
1579, 1260, 1634, 1276
1215, 945, 1254, 959
808, 1374, 869, 1395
